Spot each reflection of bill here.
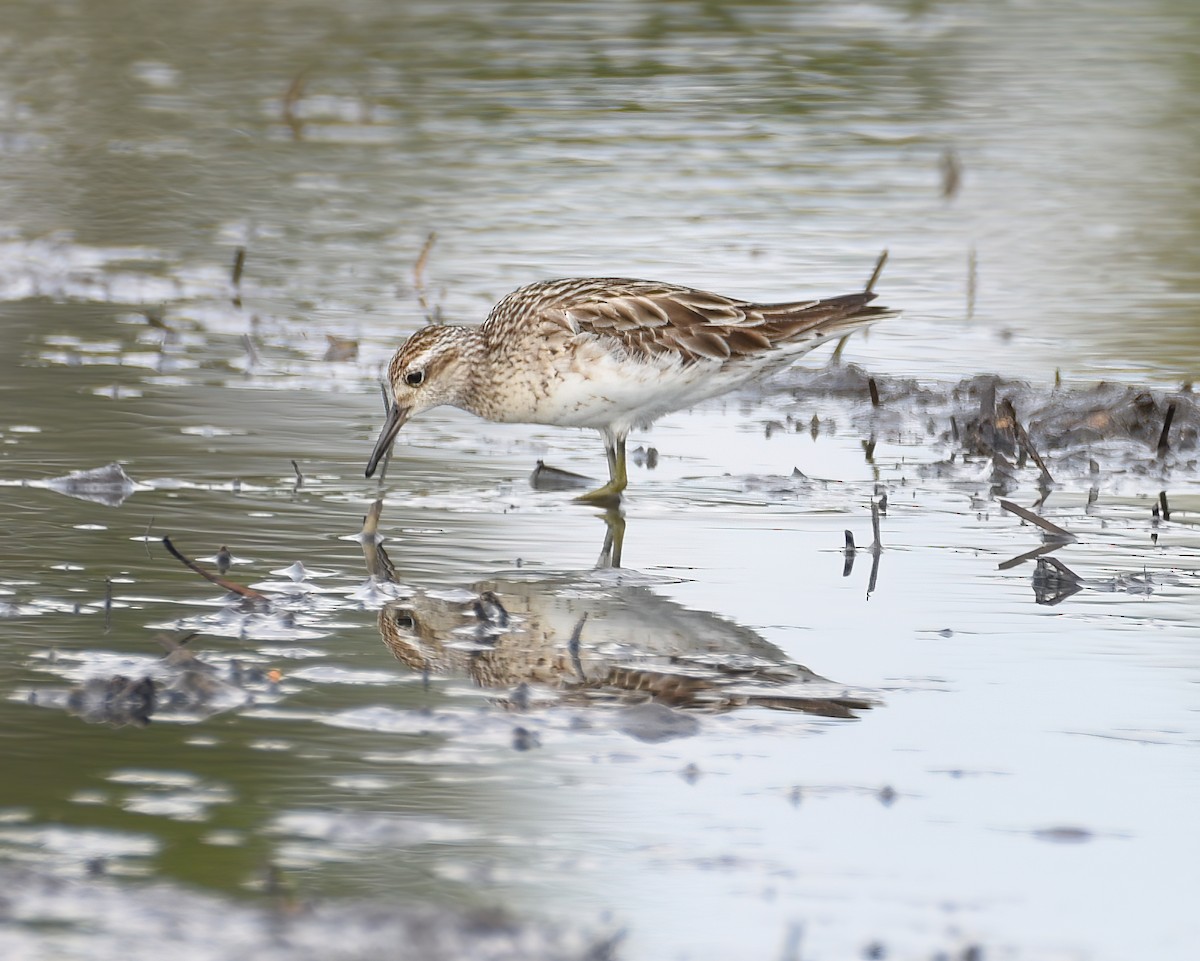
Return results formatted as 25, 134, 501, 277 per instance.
360, 501, 875, 726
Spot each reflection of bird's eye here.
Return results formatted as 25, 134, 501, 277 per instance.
392, 612, 416, 631
405, 369, 424, 387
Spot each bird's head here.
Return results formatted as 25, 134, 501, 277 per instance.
365, 326, 475, 477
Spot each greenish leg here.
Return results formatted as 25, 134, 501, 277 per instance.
576, 434, 628, 506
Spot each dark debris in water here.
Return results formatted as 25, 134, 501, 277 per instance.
777, 365, 1199, 486
33, 633, 282, 727
40, 462, 140, 507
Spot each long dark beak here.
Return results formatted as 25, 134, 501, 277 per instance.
365, 403, 410, 478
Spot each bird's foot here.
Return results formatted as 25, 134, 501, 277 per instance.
575, 481, 625, 508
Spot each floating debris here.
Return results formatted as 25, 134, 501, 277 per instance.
40, 463, 140, 507
322, 334, 358, 362
530, 459, 592, 492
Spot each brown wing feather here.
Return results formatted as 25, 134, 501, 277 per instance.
493, 278, 891, 365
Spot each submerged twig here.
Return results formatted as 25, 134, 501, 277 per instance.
143, 515, 155, 560
966, 245, 977, 320
1157, 403, 1176, 457
290, 459, 304, 489
414, 231, 438, 321
1159, 490, 1171, 522
999, 499, 1077, 543
568, 612, 589, 682
940, 148, 962, 200
283, 67, 310, 139
999, 398, 1054, 485
162, 537, 269, 601
231, 246, 245, 307
868, 377, 880, 408
241, 333, 260, 371
231, 246, 246, 288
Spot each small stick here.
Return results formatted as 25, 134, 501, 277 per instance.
869, 498, 882, 553
290, 459, 304, 488
864, 249, 888, 294
161, 536, 269, 601
1159, 490, 1171, 522
241, 333, 260, 370
868, 377, 880, 407
231, 246, 246, 288
999, 499, 1077, 542
414, 231, 437, 318
940, 148, 962, 200
282, 67, 309, 137
567, 612, 589, 682
1157, 403, 1176, 456
104, 576, 113, 634
978, 378, 997, 452
143, 515, 155, 560
1000, 398, 1054, 484
966, 245, 977, 320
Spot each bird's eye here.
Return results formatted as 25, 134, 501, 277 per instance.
405, 369, 425, 387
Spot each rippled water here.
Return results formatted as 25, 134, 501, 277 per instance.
2, 2, 1199, 960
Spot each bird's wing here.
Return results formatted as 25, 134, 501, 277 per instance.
526, 279, 887, 363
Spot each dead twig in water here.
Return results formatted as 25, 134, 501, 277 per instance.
1157, 403, 1176, 457
241, 334, 260, 372
966, 245, 977, 320
414, 231, 438, 321
940, 148, 962, 200
1159, 490, 1171, 522
143, 515, 155, 560
999, 398, 1054, 486
999, 499, 1077, 543
290, 459, 304, 489
283, 67, 310, 139
162, 536, 269, 602
868, 377, 880, 408
231, 247, 245, 308
104, 576, 113, 634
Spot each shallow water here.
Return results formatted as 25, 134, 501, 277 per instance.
2, 2, 1199, 960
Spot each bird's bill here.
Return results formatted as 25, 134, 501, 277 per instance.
365, 403, 411, 477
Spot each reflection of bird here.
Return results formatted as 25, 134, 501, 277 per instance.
377, 573, 875, 720
366, 258, 894, 503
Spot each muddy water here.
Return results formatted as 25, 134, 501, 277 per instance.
2, 2, 1199, 960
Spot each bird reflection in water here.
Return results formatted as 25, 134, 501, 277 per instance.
359, 501, 874, 723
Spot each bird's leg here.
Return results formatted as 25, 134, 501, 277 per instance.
576, 433, 627, 506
